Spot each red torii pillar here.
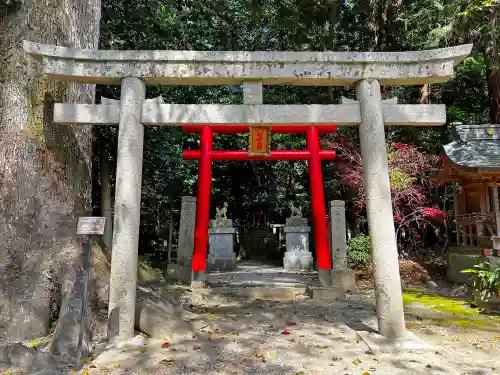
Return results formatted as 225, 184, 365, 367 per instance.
191, 126, 213, 284
184, 125, 335, 286
306, 127, 331, 285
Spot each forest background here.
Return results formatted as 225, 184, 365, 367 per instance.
95, 0, 499, 265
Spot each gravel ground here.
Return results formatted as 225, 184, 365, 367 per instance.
2, 268, 499, 375
82, 284, 499, 375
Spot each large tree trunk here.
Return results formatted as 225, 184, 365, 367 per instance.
486, 4, 500, 123
100, 141, 113, 252
0, 0, 103, 359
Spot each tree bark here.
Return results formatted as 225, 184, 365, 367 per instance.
167, 200, 174, 263
486, 3, 500, 123
0, 0, 103, 358
326, 0, 337, 103
100, 141, 113, 252
420, 84, 431, 104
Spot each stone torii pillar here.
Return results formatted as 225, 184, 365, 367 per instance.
23, 40, 472, 345
356, 81, 406, 338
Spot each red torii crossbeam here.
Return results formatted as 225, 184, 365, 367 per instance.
183, 124, 337, 286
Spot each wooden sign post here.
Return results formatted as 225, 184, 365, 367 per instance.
76, 217, 106, 369
248, 126, 271, 156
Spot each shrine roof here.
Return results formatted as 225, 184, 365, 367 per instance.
443, 124, 500, 169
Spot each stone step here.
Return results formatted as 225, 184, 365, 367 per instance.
306, 285, 346, 301
208, 285, 307, 298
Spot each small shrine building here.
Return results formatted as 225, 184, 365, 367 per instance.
438, 123, 500, 283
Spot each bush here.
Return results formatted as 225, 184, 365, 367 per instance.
347, 234, 372, 267
461, 262, 500, 301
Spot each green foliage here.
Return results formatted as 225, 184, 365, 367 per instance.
462, 263, 500, 301
94, 0, 499, 259
347, 234, 372, 267
389, 168, 416, 190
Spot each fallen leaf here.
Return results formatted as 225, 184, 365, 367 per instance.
139, 348, 146, 353
298, 372, 305, 375
161, 343, 169, 349
282, 329, 290, 335
287, 321, 297, 326
159, 359, 174, 366
207, 313, 215, 321
82, 372, 89, 375
361, 372, 371, 375
71, 368, 77, 373
353, 359, 362, 366
113, 363, 120, 369
270, 353, 278, 359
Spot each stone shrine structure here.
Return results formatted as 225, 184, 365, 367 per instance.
283, 217, 313, 270
437, 123, 500, 284
24, 39, 471, 342
207, 217, 237, 272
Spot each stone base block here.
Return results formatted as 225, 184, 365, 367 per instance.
356, 331, 434, 354
165, 263, 192, 285
446, 253, 483, 285
283, 251, 313, 270
207, 255, 237, 272
286, 217, 308, 227
209, 219, 233, 228
211, 286, 307, 298
306, 285, 345, 301
332, 268, 357, 293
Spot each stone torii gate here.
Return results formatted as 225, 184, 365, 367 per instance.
23, 40, 471, 344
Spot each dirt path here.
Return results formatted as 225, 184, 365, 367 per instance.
80, 281, 500, 375
2, 278, 499, 375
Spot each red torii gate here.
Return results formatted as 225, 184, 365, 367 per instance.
183, 124, 338, 286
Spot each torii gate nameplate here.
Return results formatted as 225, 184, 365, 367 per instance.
249, 126, 271, 156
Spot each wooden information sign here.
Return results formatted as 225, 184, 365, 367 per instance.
75, 216, 106, 370
77, 217, 106, 235
248, 126, 271, 156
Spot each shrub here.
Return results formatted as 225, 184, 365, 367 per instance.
347, 234, 372, 267
461, 262, 500, 301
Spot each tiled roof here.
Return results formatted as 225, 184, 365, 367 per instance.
443, 124, 500, 168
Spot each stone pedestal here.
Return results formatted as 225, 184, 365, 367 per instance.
207, 219, 237, 271
283, 217, 313, 270
329, 200, 357, 292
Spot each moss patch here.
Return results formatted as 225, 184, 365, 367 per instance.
403, 290, 500, 329
403, 291, 480, 316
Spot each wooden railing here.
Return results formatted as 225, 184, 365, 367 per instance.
456, 212, 496, 247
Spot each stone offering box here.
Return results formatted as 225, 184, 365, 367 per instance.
283, 217, 314, 270
208, 219, 237, 271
